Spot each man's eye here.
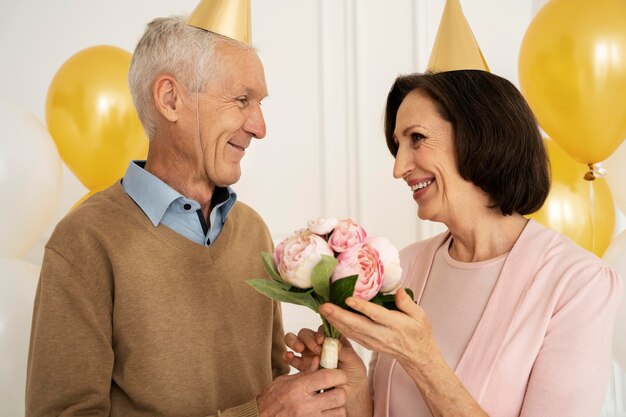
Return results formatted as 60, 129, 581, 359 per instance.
236, 96, 249, 106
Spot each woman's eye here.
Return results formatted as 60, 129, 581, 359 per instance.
410, 132, 425, 144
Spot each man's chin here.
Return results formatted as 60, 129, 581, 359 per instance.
213, 172, 241, 188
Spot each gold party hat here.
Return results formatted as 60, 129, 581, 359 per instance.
187, 0, 252, 45
428, 0, 489, 72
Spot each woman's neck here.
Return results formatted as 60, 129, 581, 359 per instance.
447, 213, 528, 262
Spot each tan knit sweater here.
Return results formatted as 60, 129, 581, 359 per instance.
26, 183, 289, 417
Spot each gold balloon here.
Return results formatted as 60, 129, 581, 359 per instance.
529, 139, 615, 256
519, 0, 626, 164
46, 45, 148, 191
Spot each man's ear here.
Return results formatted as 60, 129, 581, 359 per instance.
153, 75, 183, 122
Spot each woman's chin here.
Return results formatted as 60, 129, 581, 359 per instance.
416, 207, 431, 221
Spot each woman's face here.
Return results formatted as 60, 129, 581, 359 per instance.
392, 90, 487, 225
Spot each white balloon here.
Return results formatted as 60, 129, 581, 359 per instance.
0, 258, 40, 417
0, 101, 62, 258
604, 140, 626, 215
531, 0, 548, 16
604, 230, 626, 371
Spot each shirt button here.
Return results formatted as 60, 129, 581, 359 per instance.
183, 203, 192, 210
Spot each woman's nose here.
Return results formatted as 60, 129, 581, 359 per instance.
393, 146, 415, 179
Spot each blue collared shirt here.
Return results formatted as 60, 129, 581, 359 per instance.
122, 161, 237, 246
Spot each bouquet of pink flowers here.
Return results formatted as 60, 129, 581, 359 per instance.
247, 218, 413, 369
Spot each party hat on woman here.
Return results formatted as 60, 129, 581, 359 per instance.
428, 0, 489, 72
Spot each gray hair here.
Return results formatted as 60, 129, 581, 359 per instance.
128, 16, 253, 138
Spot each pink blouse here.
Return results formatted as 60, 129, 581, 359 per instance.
372, 220, 622, 417
389, 235, 505, 416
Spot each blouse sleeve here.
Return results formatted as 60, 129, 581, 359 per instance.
520, 265, 623, 417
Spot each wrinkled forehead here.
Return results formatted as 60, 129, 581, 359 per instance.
394, 90, 450, 136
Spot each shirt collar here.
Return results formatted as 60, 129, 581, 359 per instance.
123, 161, 182, 226
212, 185, 237, 224
122, 161, 238, 227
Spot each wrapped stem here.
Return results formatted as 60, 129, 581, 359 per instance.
320, 337, 340, 369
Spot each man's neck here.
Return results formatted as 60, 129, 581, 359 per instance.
144, 146, 215, 217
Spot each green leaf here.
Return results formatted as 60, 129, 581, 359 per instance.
288, 286, 314, 294
311, 292, 326, 306
379, 293, 396, 303
381, 296, 399, 311
260, 252, 287, 284
369, 293, 384, 306
380, 288, 416, 311
247, 279, 319, 312
311, 255, 337, 301
329, 275, 358, 310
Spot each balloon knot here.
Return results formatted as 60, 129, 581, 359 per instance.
584, 163, 607, 181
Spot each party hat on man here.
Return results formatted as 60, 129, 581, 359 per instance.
428, 0, 489, 72
187, 0, 251, 45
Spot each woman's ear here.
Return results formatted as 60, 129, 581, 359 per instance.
153, 75, 182, 122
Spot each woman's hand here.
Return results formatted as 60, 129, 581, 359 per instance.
320, 289, 490, 416
319, 288, 438, 371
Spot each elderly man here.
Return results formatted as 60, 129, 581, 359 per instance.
26, 14, 348, 417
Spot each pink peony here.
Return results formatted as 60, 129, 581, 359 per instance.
307, 217, 339, 235
273, 229, 334, 289
331, 242, 383, 301
328, 219, 367, 253
365, 237, 402, 292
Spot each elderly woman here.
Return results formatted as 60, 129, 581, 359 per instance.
287, 70, 622, 417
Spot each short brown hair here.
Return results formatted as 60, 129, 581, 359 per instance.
384, 70, 550, 216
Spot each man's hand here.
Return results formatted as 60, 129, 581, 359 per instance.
257, 368, 348, 417
283, 328, 324, 373
283, 328, 372, 417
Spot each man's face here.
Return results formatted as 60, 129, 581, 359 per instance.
190, 43, 268, 189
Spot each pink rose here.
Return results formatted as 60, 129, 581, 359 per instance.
307, 217, 339, 235
365, 237, 402, 292
331, 243, 383, 301
273, 229, 334, 289
328, 219, 367, 253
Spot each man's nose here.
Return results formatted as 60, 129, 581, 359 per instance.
245, 104, 266, 139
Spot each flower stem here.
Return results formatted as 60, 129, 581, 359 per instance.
321, 316, 340, 339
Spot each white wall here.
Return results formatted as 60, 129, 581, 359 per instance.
4, 0, 622, 257
0, 0, 541, 344
0, 0, 543, 258
1, 0, 625, 414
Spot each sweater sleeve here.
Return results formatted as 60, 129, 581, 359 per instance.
205, 301, 288, 417
520, 265, 623, 417
26, 247, 114, 417
210, 398, 259, 417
